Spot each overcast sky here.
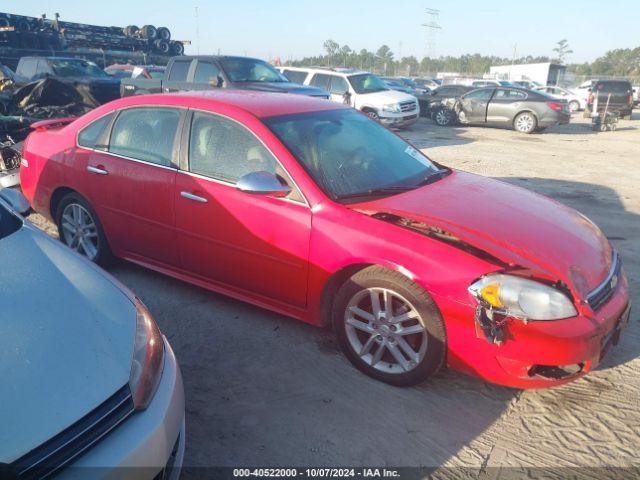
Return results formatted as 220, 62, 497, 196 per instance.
5, 1, 638, 62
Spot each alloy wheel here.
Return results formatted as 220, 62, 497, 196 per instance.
344, 287, 428, 374
515, 113, 535, 133
435, 109, 451, 126
60, 203, 99, 260
366, 110, 380, 121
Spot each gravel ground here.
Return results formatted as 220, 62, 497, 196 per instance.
29, 113, 640, 476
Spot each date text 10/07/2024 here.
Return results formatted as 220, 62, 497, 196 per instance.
233, 469, 402, 478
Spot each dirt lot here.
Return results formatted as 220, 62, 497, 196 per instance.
30, 114, 640, 475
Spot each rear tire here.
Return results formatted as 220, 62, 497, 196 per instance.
55, 192, 113, 266
333, 266, 446, 386
514, 112, 537, 134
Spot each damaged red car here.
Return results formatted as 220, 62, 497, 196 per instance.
20, 91, 630, 388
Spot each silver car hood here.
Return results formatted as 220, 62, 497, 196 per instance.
0, 224, 135, 463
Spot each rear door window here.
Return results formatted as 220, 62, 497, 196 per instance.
168, 61, 191, 81
282, 70, 308, 84
329, 76, 349, 95
309, 73, 332, 91
109, 108, 181, 166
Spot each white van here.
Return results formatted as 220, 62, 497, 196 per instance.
279, 67, 419, 128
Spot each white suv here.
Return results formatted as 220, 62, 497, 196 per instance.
279, 67, 419, 128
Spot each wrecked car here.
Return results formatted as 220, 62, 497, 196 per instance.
20, 92, 630, 388
455, 86, 571, 133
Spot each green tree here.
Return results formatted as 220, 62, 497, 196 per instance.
553, 39, 574, 64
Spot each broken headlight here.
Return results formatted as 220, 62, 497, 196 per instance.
469, 274, 577, 321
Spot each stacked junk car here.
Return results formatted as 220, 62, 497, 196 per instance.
0, 10, 187, 188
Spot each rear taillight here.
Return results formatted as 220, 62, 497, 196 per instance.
546, 101, 564, 111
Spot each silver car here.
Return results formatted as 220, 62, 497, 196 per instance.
0, 189, 185, 480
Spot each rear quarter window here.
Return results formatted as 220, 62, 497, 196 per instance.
77, 113, 115, 149
168, 61, 191, 81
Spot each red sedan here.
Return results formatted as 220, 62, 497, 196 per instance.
20, 91, 630, 388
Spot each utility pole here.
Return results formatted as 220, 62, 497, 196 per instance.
510, 43, 517, 80
422, 8, 441, 59
194, 6, 200, 55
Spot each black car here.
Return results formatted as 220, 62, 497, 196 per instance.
586, 80, 634, 119
426, 85, 474, 125
121, 55, 329, 99
15, 57, 121, 104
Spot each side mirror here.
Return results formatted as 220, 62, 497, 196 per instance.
0, 188, 31, 216
209, 76, 224, 88
236, 171, 292, 198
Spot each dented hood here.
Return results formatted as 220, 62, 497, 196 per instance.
351, 170, 612, 298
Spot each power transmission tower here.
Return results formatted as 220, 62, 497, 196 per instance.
422, 8, 441, 59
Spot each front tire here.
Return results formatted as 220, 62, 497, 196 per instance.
55, 192, 112, 266
333, 267, 446, 386
514, 112, 537, 134
363, 108, 380, 121
433, 107, 455, 126
569, 101, 580, 113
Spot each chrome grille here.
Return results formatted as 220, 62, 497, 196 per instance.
400, 100, 417, 112
587, 253, 621, 312
12, 385, 134, 480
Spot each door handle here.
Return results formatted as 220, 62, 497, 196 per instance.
87, 165, 108, 175
180, 191, 208, 203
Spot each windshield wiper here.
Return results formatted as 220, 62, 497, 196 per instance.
414, 168, 451, 187
334, 185, 415, 201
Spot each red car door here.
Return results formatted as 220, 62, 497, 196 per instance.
80, 106, 183, 266
174, 110, 311, 308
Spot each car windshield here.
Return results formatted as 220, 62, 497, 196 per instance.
348, 74, 388, 94
51, 60, 109, 78
0, 203, 21, 240
264, 109, 444, 201
219, 58, 287, 83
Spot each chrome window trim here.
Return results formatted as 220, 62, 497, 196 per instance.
186, 107, 309, 207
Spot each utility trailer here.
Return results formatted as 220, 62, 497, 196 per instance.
0, 11, 186, 69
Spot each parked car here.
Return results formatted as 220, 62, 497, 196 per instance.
570, 79, 596, 105
456, 87, 571, 133
0, 186, 184, 479
20, 92, 629, 389
279, 67, 419, 128
382, 77, 431, 114
471, 79, 514, 88
15, 56, 121, 104
534, 85, 586, 112
105, 64, 166, 80
424, 84, 474, 125
512, 80, 543, 90
412, 77, 441, 90
120, 55, 329, 99
585, 80, 634, 119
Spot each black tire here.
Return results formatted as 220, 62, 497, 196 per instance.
169, 41, 185, 56
154, 39, 170, 54
157, 26, 171, 41
513, 111, 537, 134
55, 192, 113, 266
15, 19, 31, 33
333, 266, 447, 386
433, 107, 455, 126
124, 25, 139, 37
362, 108, 380, 121
140, 25, 157, 40
0, 18, 10, 28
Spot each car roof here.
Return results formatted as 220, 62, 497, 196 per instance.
111, 90, 348, 118
280, 66, 370, 76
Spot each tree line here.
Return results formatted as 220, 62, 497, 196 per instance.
286, 39, 639, 80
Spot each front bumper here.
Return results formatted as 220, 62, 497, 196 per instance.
58, 338, 185, 479
380, 113, 419, 128
440, 273, 630, 389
